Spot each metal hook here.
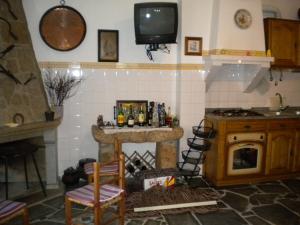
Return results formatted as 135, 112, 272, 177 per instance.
279, 69, 283, 82
269, 68, 273, 81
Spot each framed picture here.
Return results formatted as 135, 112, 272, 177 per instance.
98, 29, 119, 62
184, 36, 202, 56
116, 100, 148, 125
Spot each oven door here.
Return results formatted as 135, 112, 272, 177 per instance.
227, 142, 263, 176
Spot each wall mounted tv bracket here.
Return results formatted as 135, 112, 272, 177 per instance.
145, 44, 170, 62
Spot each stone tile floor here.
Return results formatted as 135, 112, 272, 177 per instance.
3, 177, 300, 225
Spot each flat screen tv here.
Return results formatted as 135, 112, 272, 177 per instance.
134, 2, 178, 45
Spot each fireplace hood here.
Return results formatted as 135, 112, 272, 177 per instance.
203, 0, 274, 93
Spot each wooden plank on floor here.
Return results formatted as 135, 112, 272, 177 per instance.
134, 200, 217, 212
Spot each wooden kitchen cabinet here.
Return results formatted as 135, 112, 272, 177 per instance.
292, 130, 300, 172
264, 18, 300, 69
265, 130, 294, 175
205, 116, 300, 186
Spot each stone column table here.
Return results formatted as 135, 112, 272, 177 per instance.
91, 125, 184, 169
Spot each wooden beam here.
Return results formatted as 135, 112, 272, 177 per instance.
134, 200, 217, 212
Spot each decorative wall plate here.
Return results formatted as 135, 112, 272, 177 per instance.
39, 5, 86, 51
234, 9, 252, 29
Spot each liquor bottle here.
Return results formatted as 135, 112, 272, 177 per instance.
117, 104, 125, 127
127, 105, 135, 127
148, 101, 154, 126
165, 106, 173, 127
159, 103, 166, 127
138, 105, 145, 126
152, 102, 159, 127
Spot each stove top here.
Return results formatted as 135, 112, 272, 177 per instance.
211, 109, 264, 117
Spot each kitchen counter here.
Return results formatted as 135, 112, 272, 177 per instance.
205, 107, 300, 120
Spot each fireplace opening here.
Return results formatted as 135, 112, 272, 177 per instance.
0, 137, 46, 199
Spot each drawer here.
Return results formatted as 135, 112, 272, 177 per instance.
268, 120, 297, 130
226, 120, 267, 132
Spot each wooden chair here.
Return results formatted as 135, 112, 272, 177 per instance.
84, 139, 122, 184
0, 200, 29, 225
65, 141, 125, 225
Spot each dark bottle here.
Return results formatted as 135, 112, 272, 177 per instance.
134, 159, 141, 167
138, 105, 145, 126
127, 105, 135, 127
148, 102, 154, 126
159, 103, 166, 127
126, 164, 135, 174
117, 104, 125, 127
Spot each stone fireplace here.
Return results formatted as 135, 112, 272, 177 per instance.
0, 0, 60, 195
0, 0, 49, 125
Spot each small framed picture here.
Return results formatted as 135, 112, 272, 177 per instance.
184, 36, 202, 56
98, 29, 119, 62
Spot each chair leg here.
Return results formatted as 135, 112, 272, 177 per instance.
94, 206, 101, 225
23, 156, 29, 189
119, 193, 125, 225
31, 153, 47, 197
22, 207, 30, 225
65, 196, 72, 225
4, 158, 8, 200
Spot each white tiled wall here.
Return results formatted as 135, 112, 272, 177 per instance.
206, 72, 300, 108
177, 70, 206, 151
46, 67, 187, 175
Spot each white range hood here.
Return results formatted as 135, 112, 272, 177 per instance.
204, 0, 274, 93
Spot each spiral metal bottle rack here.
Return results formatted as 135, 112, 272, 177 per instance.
177, 119, 216, 180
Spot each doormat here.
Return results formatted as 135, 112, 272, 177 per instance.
126, 185, 219, 218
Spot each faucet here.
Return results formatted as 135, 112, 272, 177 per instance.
275, 93, 289, 111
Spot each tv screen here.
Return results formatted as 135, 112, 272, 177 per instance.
134, 2, 178, 44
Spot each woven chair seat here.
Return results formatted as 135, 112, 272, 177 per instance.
66, 184, 124, 206
0, 200, 26, 220
84, 162, 119, 175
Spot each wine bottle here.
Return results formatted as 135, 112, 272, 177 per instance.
127, 105, 135, 127
117, 104, 125, 127
138, 105, 145, 126
159, 103, 166, 127
148, 102, 154, 126
165, 106, 172, 127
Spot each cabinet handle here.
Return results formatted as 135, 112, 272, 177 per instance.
244, 125, 251, 129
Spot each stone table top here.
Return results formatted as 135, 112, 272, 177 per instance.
92, 125, 184, 144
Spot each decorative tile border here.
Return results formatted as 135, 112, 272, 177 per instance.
38, 61, 204, 71
38, 49, 266, 71
208, 49, 266, 57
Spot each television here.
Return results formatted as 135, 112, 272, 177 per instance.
134, 2, 178, 45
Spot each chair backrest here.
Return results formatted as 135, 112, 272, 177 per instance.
93, 139, 125, 203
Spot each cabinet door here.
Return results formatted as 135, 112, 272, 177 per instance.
264, 19, 298, 68
292, 131, 300, 172
266, 131, 294, 175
